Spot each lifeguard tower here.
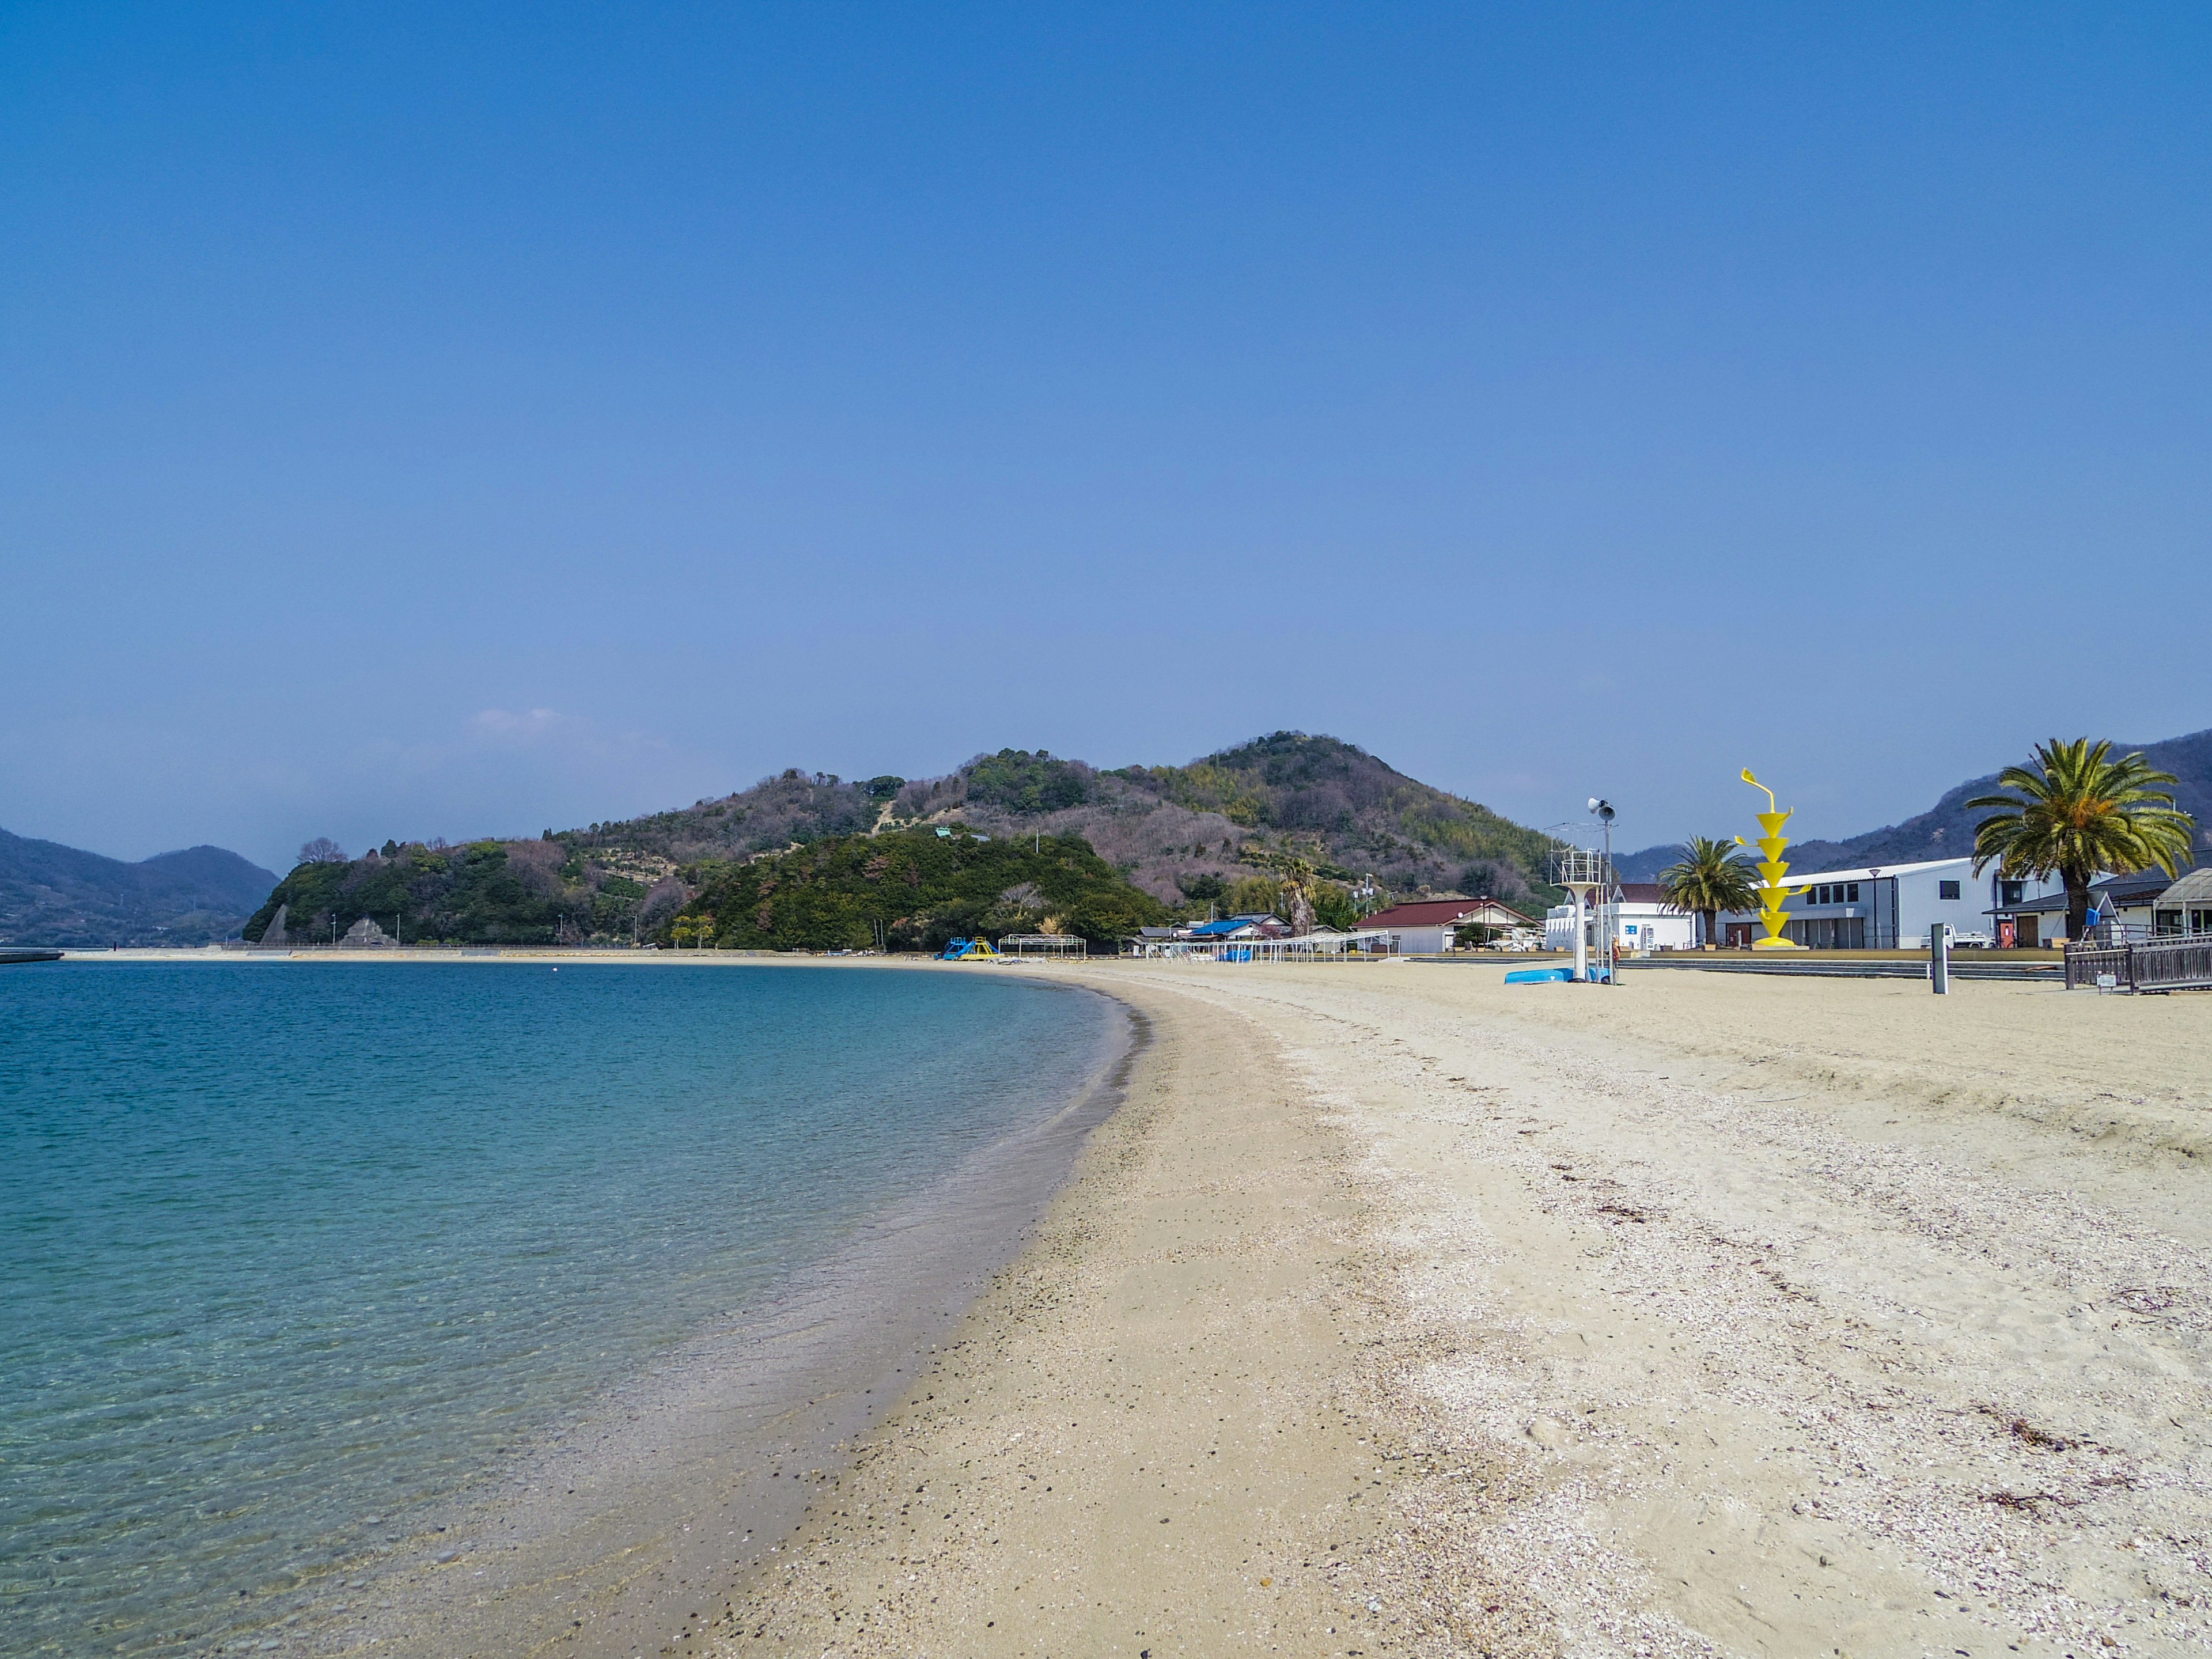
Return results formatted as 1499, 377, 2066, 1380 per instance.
1550, 846, 1616, 983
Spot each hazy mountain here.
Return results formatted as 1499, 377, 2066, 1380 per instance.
0, 828, 281, 946
1615, 727, 2212, 882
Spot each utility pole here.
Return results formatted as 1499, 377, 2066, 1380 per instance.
1588, 798, 1617, 983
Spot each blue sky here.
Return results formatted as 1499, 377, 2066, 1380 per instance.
4, 3, 2208, 871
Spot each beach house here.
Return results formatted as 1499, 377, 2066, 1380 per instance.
1182, 914, 1287, 942
1987, 870, 2172, 947
1542, 884, 1695, 955
1359, 897, 1539, 953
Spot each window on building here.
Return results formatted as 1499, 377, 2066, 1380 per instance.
1999, 880, 2024, 906
1846, 882, 1861, 903
1938, 880, 1961, 900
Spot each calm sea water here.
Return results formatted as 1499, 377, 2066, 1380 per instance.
0, 961, 1119, 1658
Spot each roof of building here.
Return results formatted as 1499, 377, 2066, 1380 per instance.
1361, 897, 1537, 929
1547, 885, 1679, 914
2158, 866, 2212, 906
1772, 856, 1973, 886
1186, 915, 1286, 937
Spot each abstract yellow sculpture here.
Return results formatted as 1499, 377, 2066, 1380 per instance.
1735, 768, 1808, 950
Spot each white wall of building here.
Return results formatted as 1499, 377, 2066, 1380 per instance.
1716, 857, 2065, 948
1544, 901, 1696, 953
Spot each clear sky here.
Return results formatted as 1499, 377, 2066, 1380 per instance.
5, 3, 2208, 872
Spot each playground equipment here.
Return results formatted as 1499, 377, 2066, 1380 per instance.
939, 937, 1002, 961
1736, 770, 1808, 950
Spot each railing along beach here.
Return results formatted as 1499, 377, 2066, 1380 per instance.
2065, 935, 2212, 992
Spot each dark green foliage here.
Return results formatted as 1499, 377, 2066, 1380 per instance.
962, 749, 1092, 816
243, 839, 643, 945
671, 828, 1164, 952
1177, 872, 1226, 903
1313, 882, 1362, 931
864, 775, 906, 800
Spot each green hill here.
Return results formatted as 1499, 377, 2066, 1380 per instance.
240, 733, 1564, 946
904, 733, 1564, 918
672, 827, 1164, 952
244, 836, 660, 946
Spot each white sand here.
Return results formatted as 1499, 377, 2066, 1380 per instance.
708, 961, 2212, 1658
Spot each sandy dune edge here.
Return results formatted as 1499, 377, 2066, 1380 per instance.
703, 963, 2211, 1659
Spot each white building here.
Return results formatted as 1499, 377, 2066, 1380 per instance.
1543, 883, 1697, 955
1361, 897, 1539, 954
1715, 856, 2065, 949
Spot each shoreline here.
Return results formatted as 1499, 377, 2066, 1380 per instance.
707, 965, 1453, 1656
56, 955, 2206, 1653
96, 962, 1129, 1659
694, 960, 2212, 1657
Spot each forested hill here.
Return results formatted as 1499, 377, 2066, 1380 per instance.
906, 733, 1563, 915
242, 731, 1566, 946
0, 829, 278, 946
672, 827, 1164, 952
1613, 727, 2212, 882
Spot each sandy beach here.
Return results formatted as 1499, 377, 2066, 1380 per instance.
703, 960, 2212, 1658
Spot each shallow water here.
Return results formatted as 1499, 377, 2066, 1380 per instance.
0, 961, 1118, 1657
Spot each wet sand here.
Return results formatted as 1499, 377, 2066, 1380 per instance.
704, 961, 2212, 1658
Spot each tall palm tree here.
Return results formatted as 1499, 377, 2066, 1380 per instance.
1658, 836, 1759, 949
1968, 738, 2196, 941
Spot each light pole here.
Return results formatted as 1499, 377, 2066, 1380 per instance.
1588, 798, 1616, 982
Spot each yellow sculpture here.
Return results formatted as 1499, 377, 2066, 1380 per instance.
1735, 769, 1808, 950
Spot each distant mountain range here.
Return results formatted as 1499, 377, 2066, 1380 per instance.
1614, 728, 2212, 882
0, 829, 280, 946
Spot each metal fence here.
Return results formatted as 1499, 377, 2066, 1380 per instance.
2065, 937, 2212, 992
999, 934, 1088, 960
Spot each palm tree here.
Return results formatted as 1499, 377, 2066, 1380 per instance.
1658, 836, 1759, 949
1241, 844, 1321, 934
1968, 738, 2196, 941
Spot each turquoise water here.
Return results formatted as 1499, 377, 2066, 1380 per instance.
0, 961, 1118, 1657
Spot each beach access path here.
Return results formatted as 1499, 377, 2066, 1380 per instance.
711, 960, 2212, 1658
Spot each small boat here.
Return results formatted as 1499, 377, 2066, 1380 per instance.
0, 949, 64, 965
